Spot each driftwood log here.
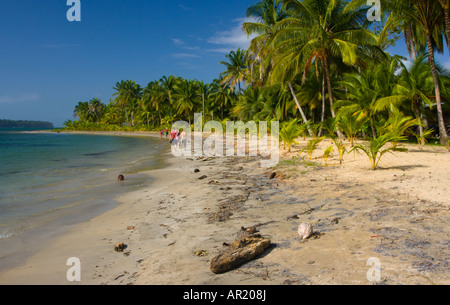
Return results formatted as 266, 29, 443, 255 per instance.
210, 234, 271, 274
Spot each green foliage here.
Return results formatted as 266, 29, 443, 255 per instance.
350, 132, 408, 170
410, 128, 435, 149
335, 114, 369, 147
302, 136, 326, 160
323, 145, 334, 163
280, 119, 302, 151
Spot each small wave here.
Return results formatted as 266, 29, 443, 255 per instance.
83, 150, 117, 157
0, 170, 23, 177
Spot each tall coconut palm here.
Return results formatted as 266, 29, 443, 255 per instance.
383, 0, 448, 145
112, 80, 142, 125
219, 48, 249, 94
210, 78, 235, 120
196, 80, 210, 121
269, 0, 378, 138
390, 54, 435, 142
88, 98, 104, 122
243, 0, 288, 86
160, 75, 178, 123
73, 101, 90, 121
173, 79, 199, 124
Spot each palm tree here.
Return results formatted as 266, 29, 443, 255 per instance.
73, 101, 90, 121
243, 0, 288, 86
220, 48, 249, 93
197, 81, 210, 121
383, 0, 448, 145
335, 113, 369, 147
210, 78, 235, 120
280, 118, 302, 151
160, 75, 178, 123
350, 132, 408, 170
270, 0, 378, 139
233, 86, 264, 122
112, 80, 142, 125
87, 98, 104, 122
392, 54, 435, 143
173, 78, 199, 124
334, 58, 402, 138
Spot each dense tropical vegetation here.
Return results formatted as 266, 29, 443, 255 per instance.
65, 0, 450, 156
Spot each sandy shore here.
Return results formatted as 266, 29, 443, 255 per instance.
0, 132, 448, 285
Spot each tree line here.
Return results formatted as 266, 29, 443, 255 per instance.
65, 0, 450, 147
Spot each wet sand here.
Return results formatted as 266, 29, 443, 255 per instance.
0, 133, 448, 285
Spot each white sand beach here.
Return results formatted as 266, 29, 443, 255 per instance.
0, 133, 449, 285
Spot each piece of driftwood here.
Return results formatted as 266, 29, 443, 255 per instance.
210, 234, 271, 274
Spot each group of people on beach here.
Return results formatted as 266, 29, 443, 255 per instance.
160, 127, 187, 149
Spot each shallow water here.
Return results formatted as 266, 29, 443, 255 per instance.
0, 130, 170, 270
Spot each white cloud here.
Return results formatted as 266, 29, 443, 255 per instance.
0, 93, 40, 104
172, 38, 184, 46
207, 17, 257, 53
172, 53, 201, 59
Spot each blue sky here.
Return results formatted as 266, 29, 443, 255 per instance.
0, 0, 449, 127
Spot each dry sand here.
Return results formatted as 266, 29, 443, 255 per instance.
0, 133, 448, 285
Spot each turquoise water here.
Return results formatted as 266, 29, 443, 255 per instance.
0, 130, 169, 269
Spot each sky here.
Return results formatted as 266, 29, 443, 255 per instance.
0, 0, 449, 127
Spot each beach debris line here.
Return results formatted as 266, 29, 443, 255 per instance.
297, 223, 313, 240
210, 234, 271, 274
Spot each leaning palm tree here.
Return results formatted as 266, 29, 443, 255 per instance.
270, 0, 379, 139
220, 48, 249, 94
383, 0, 448, 145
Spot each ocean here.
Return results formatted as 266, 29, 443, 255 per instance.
0, 129, 170, 270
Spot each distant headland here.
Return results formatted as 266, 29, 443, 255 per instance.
0, 119, 54, 129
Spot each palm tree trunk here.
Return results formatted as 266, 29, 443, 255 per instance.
319, 72, 326, 137
323, 55, 345, 139
288, 82, 313, 137
202, 93, 205, 121
412, 99, 425, 145
427, 33, 448, 145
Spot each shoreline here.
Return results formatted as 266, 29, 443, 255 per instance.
0, 132, 449, 285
